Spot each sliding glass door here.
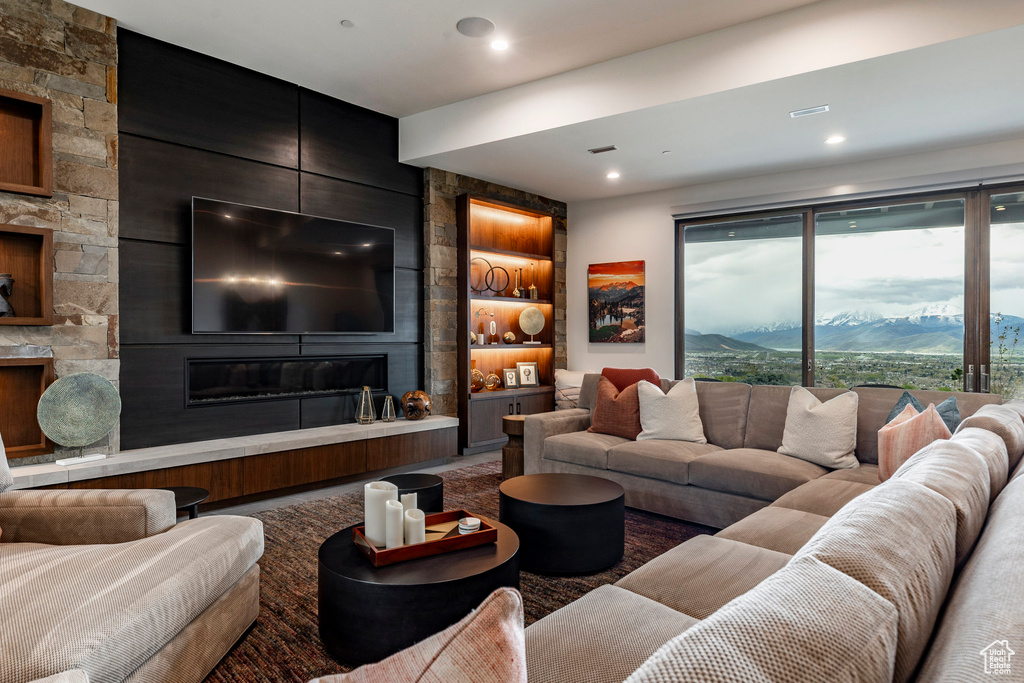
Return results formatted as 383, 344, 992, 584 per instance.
676, 183, 1024, 394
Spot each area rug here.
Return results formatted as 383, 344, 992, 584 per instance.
206, 460, 714, 682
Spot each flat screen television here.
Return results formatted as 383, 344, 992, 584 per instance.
192, 197, 395, 334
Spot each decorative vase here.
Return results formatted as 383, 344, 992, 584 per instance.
381, 395, 397, 422
356, 386, 375, 425
512, 269, 522, 298
503, 331, 516, 344
401, 391, 432, 420
528, 264, 538, 300
489, 320, 498, 344
0, 274, 14, 318
471, 368, 485, 392
484, 372, 501, 391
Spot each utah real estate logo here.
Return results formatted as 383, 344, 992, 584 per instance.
980, 640, 1015, 675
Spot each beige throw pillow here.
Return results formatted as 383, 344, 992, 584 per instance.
637, 379, 706, 443
0, 428, 12, 493
778, 386, 859, 469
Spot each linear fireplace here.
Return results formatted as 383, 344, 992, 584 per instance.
186, 355, 387, 406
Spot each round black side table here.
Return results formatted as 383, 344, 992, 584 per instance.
499, 473, 625, 574
162, 486, 210, 519
380, 472, 444, 512
318, 518, 519, 664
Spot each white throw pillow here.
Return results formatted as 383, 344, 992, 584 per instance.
0, 428, 12, 492
778, 386, 860, 469
637, 378, 706, 443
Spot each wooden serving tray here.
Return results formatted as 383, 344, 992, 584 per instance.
352, 509, 498, 567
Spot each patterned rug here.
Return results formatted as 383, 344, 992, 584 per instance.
206, 460, 714, 682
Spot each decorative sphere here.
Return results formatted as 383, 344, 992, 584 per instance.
470, 368, 485, 391
502, 331, 516, 344
484, 372, 501, 390
401, 390, 432, 420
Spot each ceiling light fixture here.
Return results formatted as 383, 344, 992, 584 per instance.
606, 172, 620, 179
339, 19, 354, 28
825, 135, 847, 145
491, 40, 509, 51
790, 105, 829, 118
456, 17, 495, 38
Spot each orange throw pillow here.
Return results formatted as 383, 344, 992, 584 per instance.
601, 367, 661, 392
878, 403, 952, 481
589, 376, 642, 440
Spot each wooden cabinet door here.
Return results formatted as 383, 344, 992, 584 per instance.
469, 396, 514, 445
514, 390, 555, 417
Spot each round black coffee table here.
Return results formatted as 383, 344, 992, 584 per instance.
381, 472, 444, 512
318, 517, 519, 664
161, 486, 209, 519
499, 473, 625, 574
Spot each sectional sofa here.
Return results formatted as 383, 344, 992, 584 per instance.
524, 387, 1024, 682
0, 488, 264, 683
525, 375, 1002, 527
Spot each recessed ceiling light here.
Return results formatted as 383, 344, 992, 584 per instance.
491, 40, 509, 51
606, 172, 620, 179
339, 19, 354, 28
825, 135, 847, 145
457, 17, 495, 38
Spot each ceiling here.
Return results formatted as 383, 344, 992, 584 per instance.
71, 0, 821, 117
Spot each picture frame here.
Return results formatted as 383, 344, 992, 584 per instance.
516, 361, 540, 387
502, 368, 519, 389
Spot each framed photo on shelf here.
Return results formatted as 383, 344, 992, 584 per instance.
516, 361, 540, 387
503, 368, 519, 388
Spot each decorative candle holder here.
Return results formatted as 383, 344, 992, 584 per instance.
381, 395, 397, 422
356, 385, 375, 425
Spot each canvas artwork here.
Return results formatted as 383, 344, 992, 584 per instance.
588, 260, 645, 343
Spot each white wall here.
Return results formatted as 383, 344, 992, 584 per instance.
567, 137, 1024, 378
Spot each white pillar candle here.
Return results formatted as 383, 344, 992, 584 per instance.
385, 499, 405, 549
405, 509, 426, 545
364, 481, 398, 548
400, 492, 417, 512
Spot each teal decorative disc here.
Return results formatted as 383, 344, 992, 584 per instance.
37, 373, 121, 448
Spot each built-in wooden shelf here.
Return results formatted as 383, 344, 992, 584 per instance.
0, 88, 52, 197
471, 344, 553, 350
469, 385, 554, 401
469, 245, 552, 262
0, 224, 54, 325
471, 296, 553, 305
0, 356, 53, 459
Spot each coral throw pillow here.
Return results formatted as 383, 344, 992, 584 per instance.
601, 367, 661, 392
878, 403, 953, 481
589, 376, 642, 440
310, 588, 526, 683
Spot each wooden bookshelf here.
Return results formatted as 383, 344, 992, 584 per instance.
0, 88, 52, 197
457, 196, 557, 454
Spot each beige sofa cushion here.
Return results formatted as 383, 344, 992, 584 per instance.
743, 385, 847, 452
916, 470, 1024, 681
0, 430, 12, 492
778, 386, 860, 469
950, 426, 1010, 500
625, 555, 899, 683
794, 479, 956, 683
688, 448, 828, 501
314, 588, 526, 683
0, 516, 264, 683
853, 387, 1000, 465
615, 535, 790, 619
955, 403, 1024, 471
716, 507, 829, 555
525, 584, 697, 683
638, 378, 706, 443
891, 440, 991, 568
821, 463, 880, 485
692, 381, 751, 449
543, 431, 628, 469
606, 440, 721, 485
770, 478, 876, 517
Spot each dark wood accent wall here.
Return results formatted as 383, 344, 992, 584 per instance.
117, 30, 424, 449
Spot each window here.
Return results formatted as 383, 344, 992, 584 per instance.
676, 183, 1024, 395
682, 214, 802, 385
989, 191, 1024, 399
814, 200, 965, 390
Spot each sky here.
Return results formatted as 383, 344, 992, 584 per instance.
684, 222, 1024, 335
588, 260, 645, 288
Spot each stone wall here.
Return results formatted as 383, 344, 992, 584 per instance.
423, 168, 567, 416
0, 0, 118, 462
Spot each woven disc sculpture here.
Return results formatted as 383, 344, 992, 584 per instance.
37, 373, 122, 447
